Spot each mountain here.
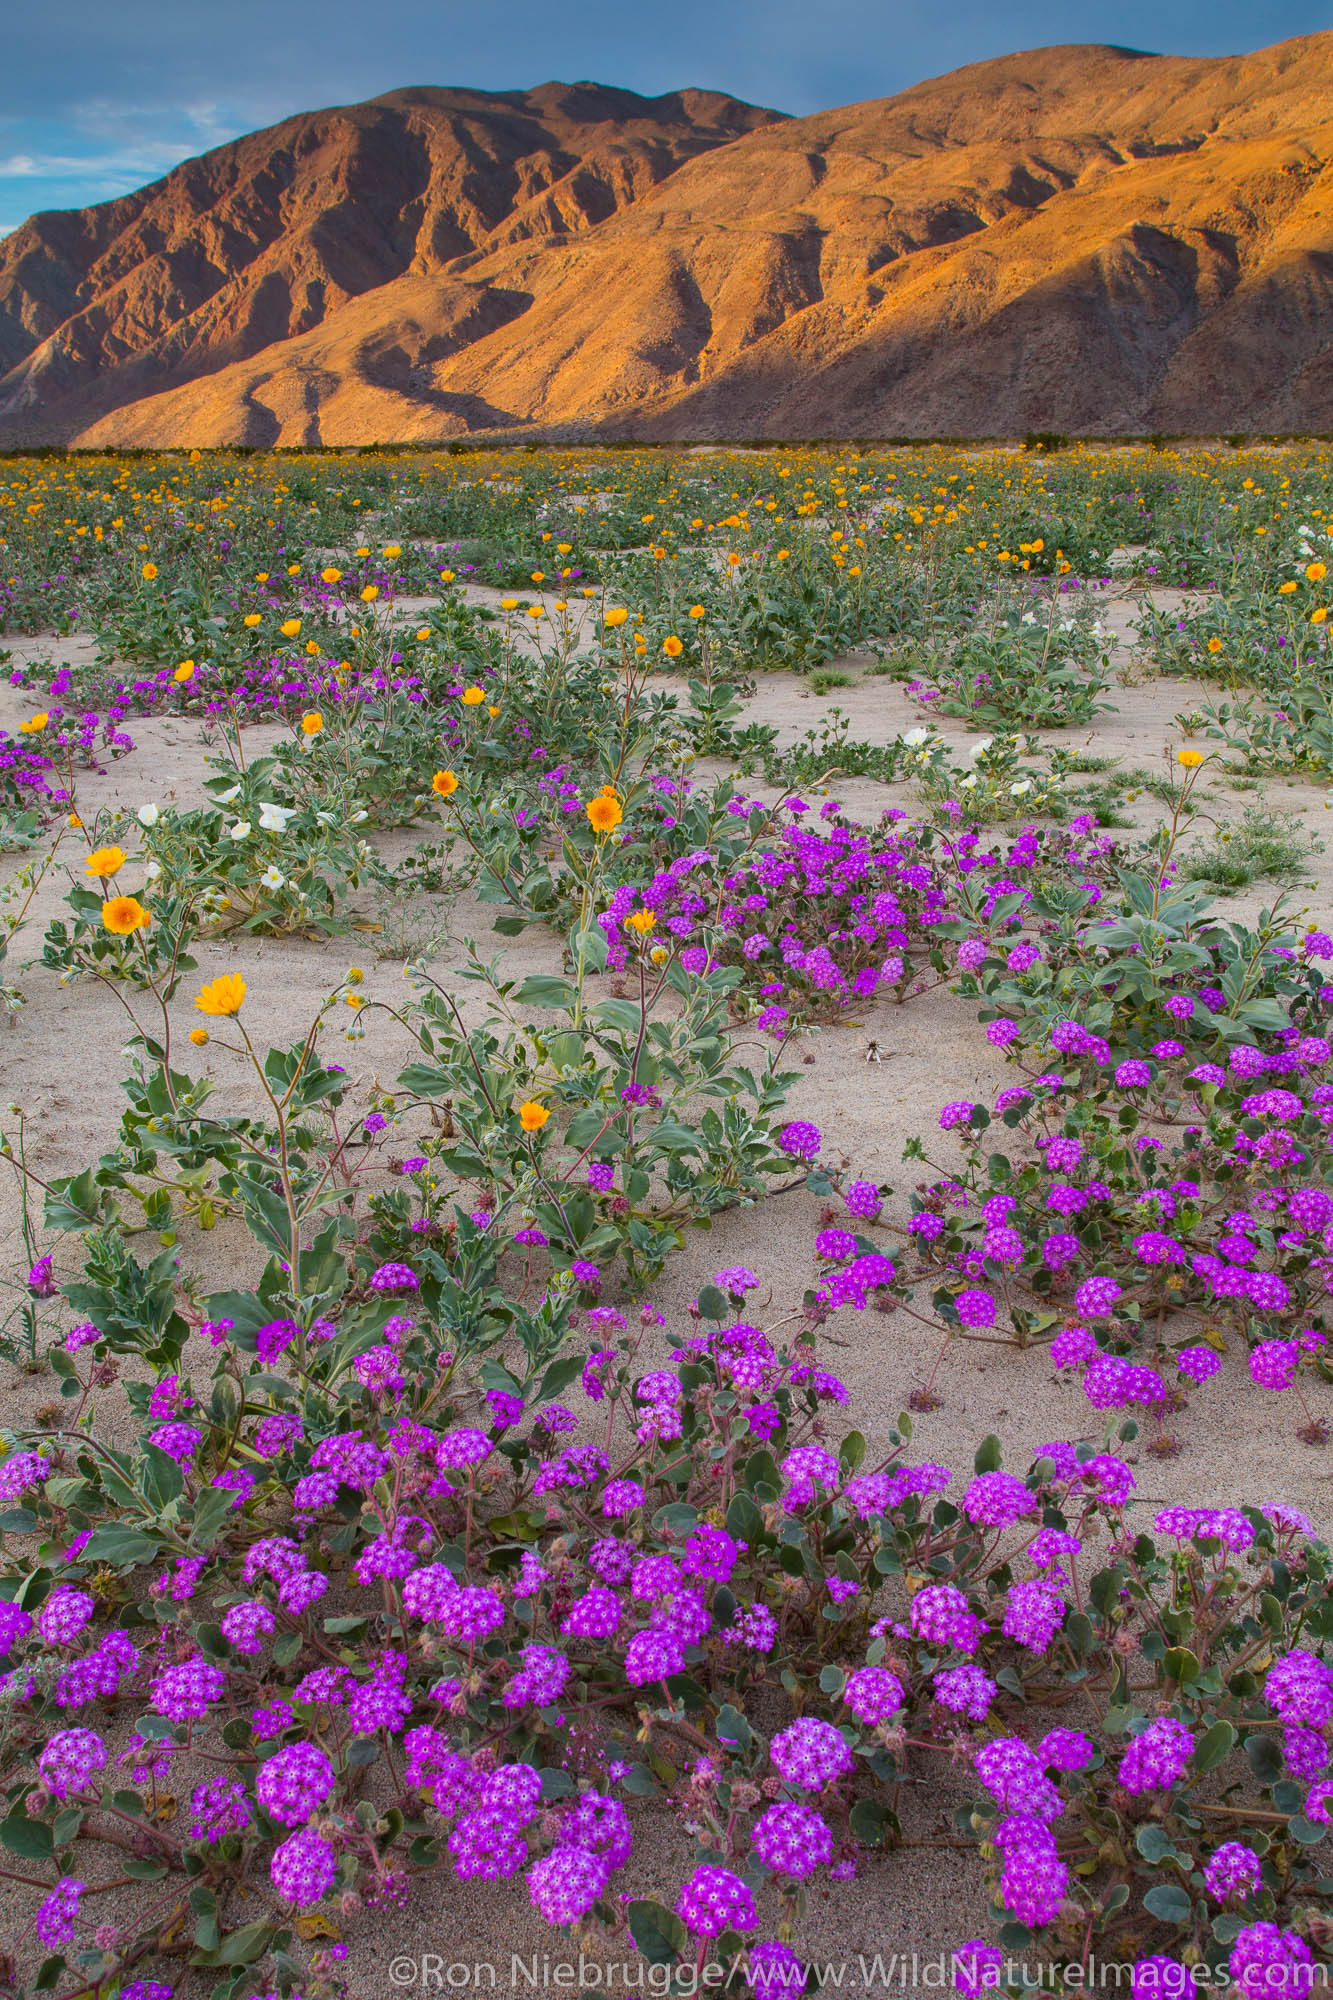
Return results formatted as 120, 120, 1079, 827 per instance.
3, 38, 1333, 443
0, 83, 782, 440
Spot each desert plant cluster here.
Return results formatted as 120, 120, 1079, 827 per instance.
0, 441, 1332, 1999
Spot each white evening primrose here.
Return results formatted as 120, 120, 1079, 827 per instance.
257, 802, 297, 833
261, 865, 286, 889
137, 803, 161, 826
227, 820, 252, 841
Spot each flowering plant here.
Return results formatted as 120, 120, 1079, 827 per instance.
0, 1263, 1329, 1999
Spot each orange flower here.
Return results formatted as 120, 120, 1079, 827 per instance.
586, 795, 623, 836
18, 712, 49, 734
432, 770, 459, 798
174, 659, 196, 683
360, 585, 379, 603
662, 635, 683, 658
460, 686, 486, 706
626, 908, 656, 934
321, 567, 342, 583
280, 617, 302, 637
141, 561, 157, 580
243, 612, 263, 627
518, 1102, 550, 1132
300, 711, 323, 736
189, 1027, 209, 1046
102, 895, 150, 935
603, 607, 629, 628
85, 845, 126, 878
195, 973, 247, 1016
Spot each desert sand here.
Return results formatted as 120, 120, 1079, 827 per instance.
0, 577, 1330, 1994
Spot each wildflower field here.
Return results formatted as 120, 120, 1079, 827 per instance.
4, 439, 1333, 1999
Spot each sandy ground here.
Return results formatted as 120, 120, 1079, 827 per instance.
0, 584, 1331, 1994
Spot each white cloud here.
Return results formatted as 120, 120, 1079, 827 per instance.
0, 148, 188, 180
0, 93, 296, 206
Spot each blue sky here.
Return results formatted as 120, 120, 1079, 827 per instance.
2, 0, 1330, 237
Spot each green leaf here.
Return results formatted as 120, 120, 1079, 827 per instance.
80, 1525, 160, 1567
627, 1901, 687, 1968
973, 1434, 1003, 1474
1244, 1732, 1284, 1785
1143, 1885, 1193, 1925
839, 1431, 866, 1474
1136, 1825, 1177, 1864
1192, 1721, 1236, 1773
573, 925, 609, 973
849, 1798, 891, 1846
142, 1441, 184, 1510
515, 976, 578, 1011
714, 1704, 754, 1750
592, 998, 646, 1035
191, 1922, 278, 1968
0, 1814, 53, 1858
725, 1492, 765, 1543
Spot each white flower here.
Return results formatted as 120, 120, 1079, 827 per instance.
137, 803, 160, 826
227, 820, 252, 841
144, 860, 162, 882
900, 726, 930, 747
966, 736, 994, 763
261, 865, 285, 889
1010, 780, 1032, 797
215, 785, 241, 805
959, 772, 979, 789
350, 810, 369, 825
316, 811, 337, 827
257, 803, 297, 833
1020, 611, 1037, 625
